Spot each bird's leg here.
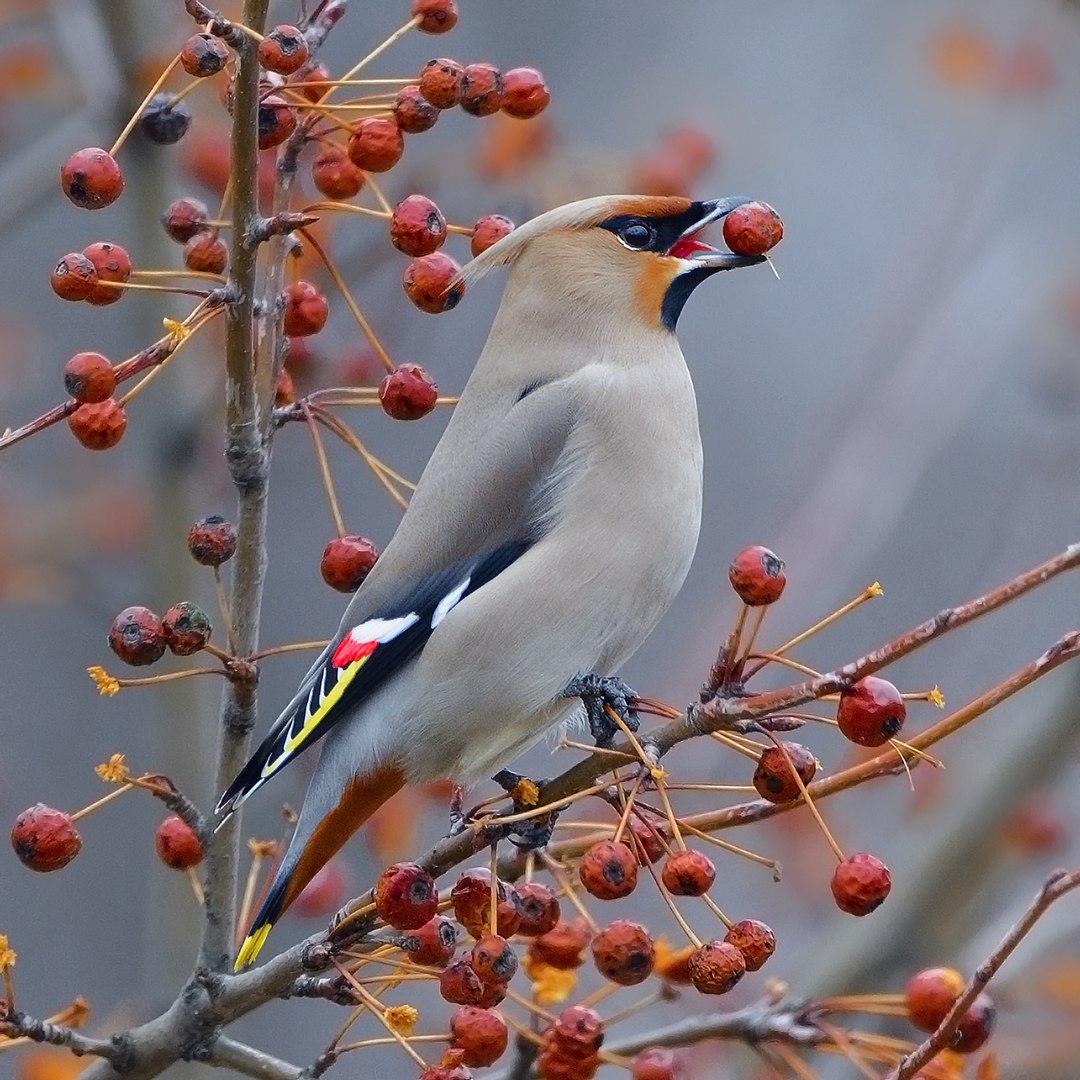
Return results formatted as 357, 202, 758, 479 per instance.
563, 673, 640, 748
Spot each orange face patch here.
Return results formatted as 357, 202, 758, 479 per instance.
633, 254, 682, 328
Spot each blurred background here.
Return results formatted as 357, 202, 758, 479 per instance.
2, 1, 1080, 1077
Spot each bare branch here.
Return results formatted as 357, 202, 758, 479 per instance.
210, 1034, 314, 1079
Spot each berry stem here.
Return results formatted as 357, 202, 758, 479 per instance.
361, 173, 394, 215
558, 738, 637, 761
744, 652, 821, 679
610, 774, 644, 844
652, 776, 687, 852
70, 783, 135, 822
235, 845, 266, 946
537, 851, 599, 932
300, 78, 416, 89
678, 820, 780, 877
109, 52, 183, 157
94, 280, 214, 299
739, 605, 769, 666
325, 16, 422, 98
246, 639, 329, 661
330, 964, 427, 1068
335, 1034, 451, 1054
603, 705, 662, 779
766, 734, 845, 863
488, 841, 500, 934
117, 308, 222, 407
709, 731, 768, 763
302, 403, 347, 537
302, 199, 390, 221
131, 269, 228, 283
213, 566, 237, 655
311, 410, 411, 510
639, 854, 703, 949
187, 867, 205, 905
698, 892, 734, 931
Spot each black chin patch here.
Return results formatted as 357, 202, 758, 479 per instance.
661, 265, 715, 332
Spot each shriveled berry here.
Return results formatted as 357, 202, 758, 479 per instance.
180, 33, 230, 77
537, 1048, 598, 1080
547, 1005, 604, 1053
591, 919, 655, 986
137, 94, 192, 145
187, 515, 236, 566
374, 861, 438, 929
162, 196, 209, 242
257, 95, 297, 149
440, 956, 487, 1006
64, 351, 116, 403
501, 67, 549, 119
723, 201, 783, 256
953, 992, 995, 1053
837, 676, 907, 747
470, 934, 517, 985
451, 868, 522, 938
293, 858, 347, 918
831, 852, 891, 916
515, 882, 560, 936
459, 62, 504, 116
283, 281, 329, 337
724, 919, 776, 971
184, 232, 228, 274
379, 363, 438, 420
154, 815, 204, 869
61, 147, 123, 209
311, 145, 364, 200
390, 194, 447, 257
83, 241, 131, 306
632, 1048, 685, 1080
412, 0, 458, 34
579, 839, 638, 900
451, 1006, 508, 1067
68, 399, 127, 450
753, 742, 817, 804
529, 918, 590, 969
420, 1050, 473, 1080
347, 117, 404, 172
905, 966, 965, 1032
419, 58, 465, 109
403, 915, 457, 967
627, 816, 667, 865
687, 940, 746, 995
162, 601, 212, 655
728, 545, 786, 605
394, 85, 440, 133
470, 213, 514, 257
661, 849, 715, 896
258, 25, 309, 76
51, 253, 98, 301
11, 805, 81, 871
403, 251, 464, 313
108, 606, 167, 666
321, 535, 380, 592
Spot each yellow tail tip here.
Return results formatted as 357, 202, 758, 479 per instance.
234, 922, 274, 971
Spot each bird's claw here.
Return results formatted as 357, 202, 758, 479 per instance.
564, 673, 640, 748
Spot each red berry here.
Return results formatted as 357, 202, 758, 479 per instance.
953, 992, 996, 1053
403, 915, 458, 967
723, 919, 776, 971
450, 1006, 508, 1067
184, 232, 228, 274
311, 145, 364, 200
470, 934, 518, 985
500, 67, 549, 119
393, 85, 440, 133
374, 862, 437, 930
379, 363, 438, 420
536, 1049, 598, 1080
547, 1005, 604, 1053
529, 918, 591, 969
137, 94, 192, 145
627, 816, 667, 865
51, 253, 98, 301
258, 25, 309, 76
632, 1048, 685, 1080
187, 515, 237, 566
154, 815, 204, 869
752, 742, 817, 804
64, 351, 116, 403
905, 966, 965, 1032
108, 606, 167, 666
440, 956, 487, 1006
728, 545, 786, 605
292, 858, 348, 918
295, 60, 331, 102
161, 601, 212, 655
282, 281, 329, 337
180, 33, 229, 78
578, 839, 638, 900
347, 117, 404, 172
411, 0, 458, 34
515, 882, 561, 936
722, 201, 784, 256
459, 62, 504, 117
320, 535, 380, 592
162, 197, 209, 242
661, 849, 715, 896
257, 94, 297, 149
590, 919, 655, 985
68, 398, 127, 450
83, 241, 131, 306
687, 940, 746, 995
11, 805, 82, 872
390, 194, 447, 257
470, 214, 514, 258
61, 147, 123, 209
831, 852, 891, 916
419, 58, 465, 109
451, 868, 522, 939
402, 252, 464, 313
837, 676, 907, 747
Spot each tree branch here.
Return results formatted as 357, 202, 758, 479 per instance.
210, 1034, 312, 1079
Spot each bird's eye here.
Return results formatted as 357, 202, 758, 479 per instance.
618, 222, 655, 250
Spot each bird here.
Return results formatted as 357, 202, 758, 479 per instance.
218, 194, 768, 968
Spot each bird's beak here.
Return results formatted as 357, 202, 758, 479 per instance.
668, 196, 767, 271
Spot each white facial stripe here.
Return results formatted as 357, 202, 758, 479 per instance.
348, 612, 420, 645
432, 577, 471, 628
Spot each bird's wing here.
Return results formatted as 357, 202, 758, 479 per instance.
215, 539, 530, 820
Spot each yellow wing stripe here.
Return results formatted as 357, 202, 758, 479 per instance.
235, 923, 273, 970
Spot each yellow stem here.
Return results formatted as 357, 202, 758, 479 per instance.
70, 782, 135, 822
303, 405, 347, 536
328, 16, 422, 94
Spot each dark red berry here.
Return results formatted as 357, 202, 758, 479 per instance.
320, 535, 380, 592
687, 940, 746, 995
257, 95, 297, 149
184, 232, 228, 274
68, 399, 127, 450
108, 606, 167, 666
515, 882, 560, 936
64, 352, 116, 403
258, 25, 309, 76
451, 868, 522, 939
374, 861, 437, 929
83, 241, 131, 306
393, 85, 440, 133
162, 197, 209, 242
347, 117, 404, 172
411, 0, 458, 34
61, 147, 123, 209
440, 956, 487, 1006
282, 281, 329, 336
311, 146, 364, 200
723, 919, 776, 971
403, 915, 458, 967
470, 214, 514, 257
529, 918, 590, 969
180, 33, 230, 78
905, 966, 965, 1032
591, 919, 655, 985
837, 676, 907, 747
501, 68, 549, 119
728, 545, 786, 605
547, 1005, 604, 1053
661, 849, 715, 896
51, 253, 98, 301
723, 201, 784, 256
419, 58, 464, 109
470, 934, 518, 985
136, 94, 192, 145
953, 992, 996, 1053
632, 1048, 685, 1080
390, 194, 447, 257
154, 815, 204, 869
11, 805, 82, 872
459, 63, 504, 116
187, 515, 237, 566
627, 816, 667, 865
450, 1006, 508, 1067
161, 601, 212, 655
379, 364, 438, 420
402, 252, 464, 313
831, 852, 891, 916
752, 742, 817, 803
579, 839, 638, 900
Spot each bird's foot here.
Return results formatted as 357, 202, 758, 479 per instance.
563, 673, 640, 748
